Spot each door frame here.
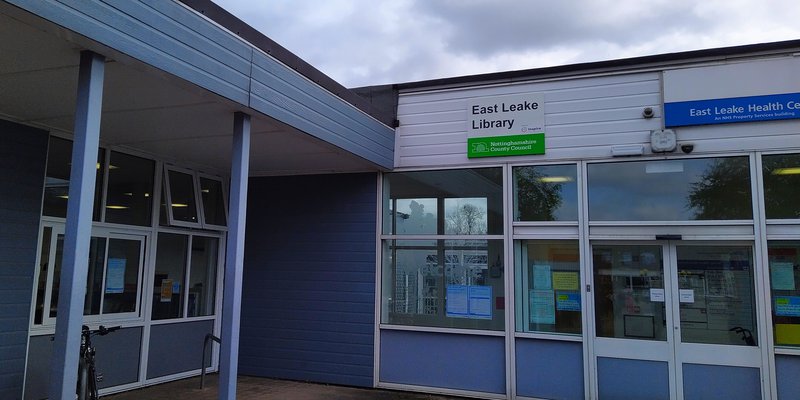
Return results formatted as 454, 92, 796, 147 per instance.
587, 239, 766, 400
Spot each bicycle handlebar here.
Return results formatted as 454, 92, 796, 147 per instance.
98, 325, 120, 335
81, 325, 121, 336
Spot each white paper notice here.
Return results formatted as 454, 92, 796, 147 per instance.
649, 288, 665, 302
679, 289, 695, 303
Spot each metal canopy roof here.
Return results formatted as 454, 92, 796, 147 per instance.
0, 0, 394, 176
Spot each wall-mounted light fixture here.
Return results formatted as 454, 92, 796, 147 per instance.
611, 144, 645, 157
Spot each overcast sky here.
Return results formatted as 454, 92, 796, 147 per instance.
214, 0, 800, 88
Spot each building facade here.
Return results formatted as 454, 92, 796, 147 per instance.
372, 46, 800, 400
2, 1, 800, 400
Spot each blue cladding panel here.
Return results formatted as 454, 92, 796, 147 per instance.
775, 355, 800, 400
147, 320, 215, 379
9, 0, 395, 169
380, 330, 506, 394
597, 357, 669, 400
516, 338, 583, 400
682, 363, 760, 400
0, 120, 48, 400
239, 174, 377, 387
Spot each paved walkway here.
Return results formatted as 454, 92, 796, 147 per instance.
106, 374, 463, 400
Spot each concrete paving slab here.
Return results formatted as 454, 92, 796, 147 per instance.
105, 375, 466, 400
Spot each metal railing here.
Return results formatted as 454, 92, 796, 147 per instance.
200, 333, 221, 389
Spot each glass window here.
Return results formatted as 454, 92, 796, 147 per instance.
383, 168, 503, 235
593, 244, 666, 340
48, 236, 106, 318
763, 153, 800, 219
768, 242, 800, 347
42, 136, 104, 221
515, 240, 581, 335
34, 227, 53, 324
587, 157, 752, 221
152, 233, 188, 320
102, 238, 142, 314
514, 164, 578, 221
104, 151, 155, 226
199, 176, 227, 227
167, 169, 199, 225
677, 245, 756, 346
36, 229, 145, 325
381, 239, 505, 330
188, 236, 219, 317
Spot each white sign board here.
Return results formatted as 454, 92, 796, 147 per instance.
467, 93, 545, 137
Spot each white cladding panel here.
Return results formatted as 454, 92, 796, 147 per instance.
397, 62, 800, 169
664, 57, 800, 102
396, 73, 663, 168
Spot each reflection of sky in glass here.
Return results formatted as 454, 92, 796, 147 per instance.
514, 164, 578, 221
395, 198, 437, 234
444, 197, 487, 234
588, 157, 750, 221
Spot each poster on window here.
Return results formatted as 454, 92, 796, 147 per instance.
446, 285, 469, 317
160, 279, 174, 302
105, 258, 126, 294
530, 289, 555, 324
446, 285, 493, 319
771, 262, 796, 291
533, 264, 552, 289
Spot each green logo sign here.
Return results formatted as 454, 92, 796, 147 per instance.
467, 133, 545, 158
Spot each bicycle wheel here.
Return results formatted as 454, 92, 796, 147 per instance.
87, 362, 99, 400
77, 358, 89, 400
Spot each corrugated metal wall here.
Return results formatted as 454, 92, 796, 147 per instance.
395, 72, 662, 168
239, 173, 377, 387
0, 120, 48, 400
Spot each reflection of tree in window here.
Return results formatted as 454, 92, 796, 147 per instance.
445, 199, 487, 234
762, 154, 800, 218
687, 158, 752, 219
515, 168, 563, 221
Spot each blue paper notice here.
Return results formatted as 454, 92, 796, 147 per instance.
446, 285, 469, 317
105, 258, 126, 294
531, 290, 555, 324
556, 292, 581, 311
446, 285, 492, 319
468, 286, 492, 319
775, 296, 800, 317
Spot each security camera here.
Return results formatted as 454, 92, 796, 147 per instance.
642, 107, 655, 119
681, 143, 694, 154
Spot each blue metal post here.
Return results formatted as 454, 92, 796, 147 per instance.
49, 50, 105, 400
219, 112, 251, 400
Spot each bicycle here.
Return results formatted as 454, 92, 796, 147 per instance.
77, 324, 119, 400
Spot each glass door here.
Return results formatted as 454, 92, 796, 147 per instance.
590, 242, 762, 400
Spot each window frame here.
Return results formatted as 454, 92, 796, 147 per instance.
196, 172, 229, 231
148, 228, 224, 322
163, 165, 204, 229
31, 221, 149, 330
163, 165, 228, 231
379, 166, 506, 332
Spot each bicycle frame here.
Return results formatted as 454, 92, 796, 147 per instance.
77, 325, 119, 400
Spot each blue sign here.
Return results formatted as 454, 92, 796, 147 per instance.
775, 296, 800, 317
556, 292, 581, 312
664, 92, 800, 127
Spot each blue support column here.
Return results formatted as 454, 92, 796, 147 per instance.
219, 112, 251, 400
49, 50, 105, 400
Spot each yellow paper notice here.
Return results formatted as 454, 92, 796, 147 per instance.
552, 272, 579, 291
776, 324, 800, 345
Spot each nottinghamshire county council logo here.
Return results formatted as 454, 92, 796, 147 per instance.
471, 142, 489, 153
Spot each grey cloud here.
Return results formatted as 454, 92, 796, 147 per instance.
413, 1, 706, 57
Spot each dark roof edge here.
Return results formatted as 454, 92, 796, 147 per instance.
177, 0, 390, 125
396, 39, 800, 91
